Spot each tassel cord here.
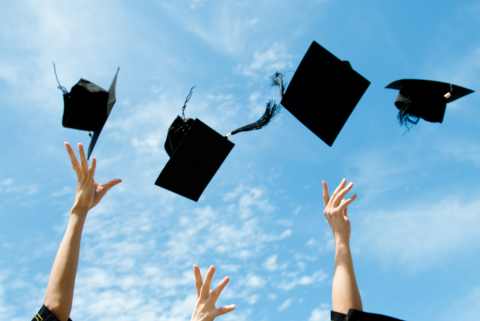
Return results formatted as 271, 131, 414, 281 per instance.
52, 62, 68, 95
271, 72, 285, 99
182, 86, 195, 120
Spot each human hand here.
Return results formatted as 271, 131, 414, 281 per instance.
64, 142, 122, 214
323, 179, 357, 243
191, 265, 235, 321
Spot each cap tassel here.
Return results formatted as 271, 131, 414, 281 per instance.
52, 62, 68, 95
225, 72, 284, 138
226, 100, 281, 138
397, 97, 420, 130
87, 131, 92, 137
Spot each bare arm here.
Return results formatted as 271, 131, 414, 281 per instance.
43, 143, 121, 321
44, 208, 86, 321
323, 179, 362, 314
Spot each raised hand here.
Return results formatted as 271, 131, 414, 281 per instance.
323, 179, 357, 242
191, 265, 235, 321
64, 142, 122, 213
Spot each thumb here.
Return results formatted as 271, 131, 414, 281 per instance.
102, 179, 122, 192
215, 305, 236, 317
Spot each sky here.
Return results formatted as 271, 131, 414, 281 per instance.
1, 0, 480, 320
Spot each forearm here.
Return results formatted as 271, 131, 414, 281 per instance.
44, 208, 87, 321
332, 239, 362, 314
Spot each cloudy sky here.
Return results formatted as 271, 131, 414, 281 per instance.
1, 0, 480, 320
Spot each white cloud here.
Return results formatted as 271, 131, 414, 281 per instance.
238, 43, 293, 79
263, 255, 278, 271
277, 298, 292, 311
244, 294, 260, 305
298, 270, 328, 285
308, 307, 330, 321
277, 269, 328, 291
246, 274, 266, 288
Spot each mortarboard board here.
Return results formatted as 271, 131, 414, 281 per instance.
386, 79, 474, 127
155, 87, 279, 202
332, 309, 403, 321
54, 63, 119, 159
156, 117, 234, 202
279, 41, 371, 146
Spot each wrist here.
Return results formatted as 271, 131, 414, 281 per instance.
71, 205, 89, 218
334, 236, 350, 249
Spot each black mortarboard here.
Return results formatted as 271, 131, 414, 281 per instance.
386, 79, 474, 127
54, 63, 119, 159
279, 41, 370, 146
332, 309, 403, 321
156, 87, 279, 201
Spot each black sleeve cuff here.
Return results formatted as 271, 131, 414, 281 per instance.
32, 305, 73, 321
331, 309, 404, 321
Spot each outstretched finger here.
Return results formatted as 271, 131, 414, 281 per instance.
338, 194, 357, 213
322, 181, 329, 207
333, 182, 353, 207
330, 179, 346, 206
215, 305, 236, 317
210, 277, 229, 303
193, 265, 203, 298
78, 144, 89, 177
64, 143, 81, 178
87, 157, 96, 183
200, 266, 215, 299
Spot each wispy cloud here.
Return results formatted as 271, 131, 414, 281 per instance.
0, 178, 38, 196
356, 194, 480, 270
442, 284, 480, 321
277, 298, 292, 311
160, 1, 259, 55
237, 42, 293, 79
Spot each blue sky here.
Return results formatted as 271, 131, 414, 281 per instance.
1, 0, 480, 320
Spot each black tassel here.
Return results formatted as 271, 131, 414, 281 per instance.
226, 72, 284, 137
52, 62, 68, 95
397, 98, 419, 130
229, 100, 281, 136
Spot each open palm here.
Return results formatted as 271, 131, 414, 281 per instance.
65, 143, 121, 212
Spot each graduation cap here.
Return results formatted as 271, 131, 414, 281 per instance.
53, 63, 119, 159
386, 79, 474, 127
277, 41, 370, 146
332, 309, 403, 321
155, 87, 280, 202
